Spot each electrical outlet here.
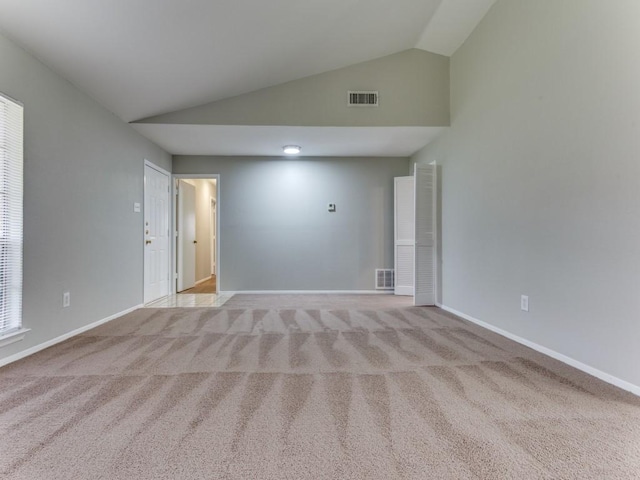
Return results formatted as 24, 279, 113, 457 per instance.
520, 295, 529, 312
63, 292, 71, 308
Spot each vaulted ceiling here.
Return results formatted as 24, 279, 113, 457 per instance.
0, 0, 495, 156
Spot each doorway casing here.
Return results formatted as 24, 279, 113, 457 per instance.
172, 174, 221, 294
210, 197, 217, 275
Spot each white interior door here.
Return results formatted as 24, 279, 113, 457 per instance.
394, 176, 415, 296
414, 164, 436, 306
177, 180, 196, 292
144, 164, 170, 304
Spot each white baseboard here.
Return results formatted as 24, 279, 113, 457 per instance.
0, 304, 143, 369
220, 290, 393, 295
194, 277, 211, 286
437, 303, 640, 397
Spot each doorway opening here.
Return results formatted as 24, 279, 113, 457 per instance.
174, 177, 219, 295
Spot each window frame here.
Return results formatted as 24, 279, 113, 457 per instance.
0, 91, 27, 347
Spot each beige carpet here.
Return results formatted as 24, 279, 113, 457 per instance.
1, 294, 639, 479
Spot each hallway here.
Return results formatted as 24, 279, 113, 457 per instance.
180, 275, 216, 294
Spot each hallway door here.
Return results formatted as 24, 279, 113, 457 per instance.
177, 180, 196, 291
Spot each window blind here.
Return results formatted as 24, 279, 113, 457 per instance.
0, 93, 23, 336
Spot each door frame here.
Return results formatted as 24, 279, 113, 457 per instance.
171, 174, 221, 294
431, 161, 440, 306
143, 159, 172, 304
210, 196, 216, 274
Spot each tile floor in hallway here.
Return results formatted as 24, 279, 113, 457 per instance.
145, 293, 233, 308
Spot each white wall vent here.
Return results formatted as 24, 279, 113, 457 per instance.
375, 269, 395, 290
348, 90, 379, 107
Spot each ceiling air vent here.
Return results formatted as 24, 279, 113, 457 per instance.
348, 90, 379, 107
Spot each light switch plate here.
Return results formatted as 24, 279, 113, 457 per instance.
133, 202, 141, 213
328, 203, 336, 212
521, 295, 529, 312
63, 292, 70, 308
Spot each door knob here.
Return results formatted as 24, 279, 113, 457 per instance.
146, 240, 152, 245
193, 240, 198, 244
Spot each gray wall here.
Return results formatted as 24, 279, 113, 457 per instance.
0, 31, 171, 363
174, 156, 410, 291
138, 49, 449, 127
413, 0, 640, 388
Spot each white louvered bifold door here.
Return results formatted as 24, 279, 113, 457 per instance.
0, 93, 23, 336
394, 176, 414, 296
414, 164, 436, 306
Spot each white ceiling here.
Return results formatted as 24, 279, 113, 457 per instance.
131, 124, 445, 158
0, 0, 494, 156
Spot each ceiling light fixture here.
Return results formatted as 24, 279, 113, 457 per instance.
283, 145, 301, 155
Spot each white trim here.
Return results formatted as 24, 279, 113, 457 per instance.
0, 328, 30, 349
172, 174, 221, 294
143, 158, 170, 177
219, 290, 393, 295
210, 196, 216, 276
0, 304, 142, 369
430, 160, 439, 306
0, 91, 23, 106
194, 276, 210, 286
438, 304, 640, 397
